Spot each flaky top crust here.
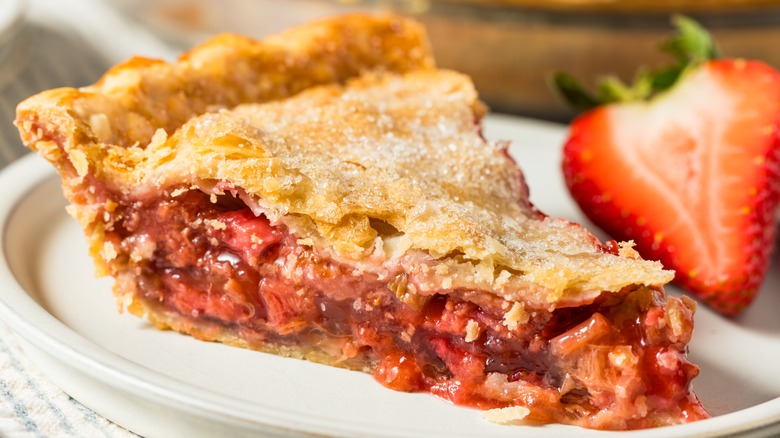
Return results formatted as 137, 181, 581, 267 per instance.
16, 14, 672, 308
17, 13, 433, 150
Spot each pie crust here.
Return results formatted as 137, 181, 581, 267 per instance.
16, 13, 707, 430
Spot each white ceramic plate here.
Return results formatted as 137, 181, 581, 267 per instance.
1, 115, 780, 438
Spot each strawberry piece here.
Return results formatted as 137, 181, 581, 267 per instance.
556, 17, 780, 315
208, 209, 283, 264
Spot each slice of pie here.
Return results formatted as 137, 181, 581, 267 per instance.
15, 14, 708, 430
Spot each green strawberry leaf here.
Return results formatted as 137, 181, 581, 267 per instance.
550, 73, 600, 111
661, 15, 720, 66
552, 15, 719, 111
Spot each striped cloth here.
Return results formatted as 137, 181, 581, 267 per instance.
0, 323, 137, 438
0, 0, 177, 436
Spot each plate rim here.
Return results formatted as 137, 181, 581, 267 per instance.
1, 116, 780, 437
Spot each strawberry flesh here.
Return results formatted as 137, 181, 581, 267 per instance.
563, 59, 780, 315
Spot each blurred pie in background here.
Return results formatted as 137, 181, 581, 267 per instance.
110, 0, 780, 119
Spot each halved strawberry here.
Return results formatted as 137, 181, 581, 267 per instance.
554, 17, 780, 315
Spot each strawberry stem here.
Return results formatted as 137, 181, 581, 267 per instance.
552, 15, 720, 111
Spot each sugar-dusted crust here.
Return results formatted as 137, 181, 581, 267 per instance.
131, 69, 672, 309
16, 14, 671, 311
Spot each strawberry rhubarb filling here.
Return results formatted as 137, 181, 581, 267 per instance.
106, 188, 707, 430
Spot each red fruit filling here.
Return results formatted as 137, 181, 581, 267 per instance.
108, 188, 708, 430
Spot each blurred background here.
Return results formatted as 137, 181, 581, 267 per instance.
4, 0, 780, 133
108, 0, 780, 121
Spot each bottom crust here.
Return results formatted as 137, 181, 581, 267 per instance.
122, 281, 375, 374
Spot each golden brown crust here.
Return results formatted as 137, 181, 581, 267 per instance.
17, 13, 433, 150
16, 12, 433, 274
16, 13, 671, 311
